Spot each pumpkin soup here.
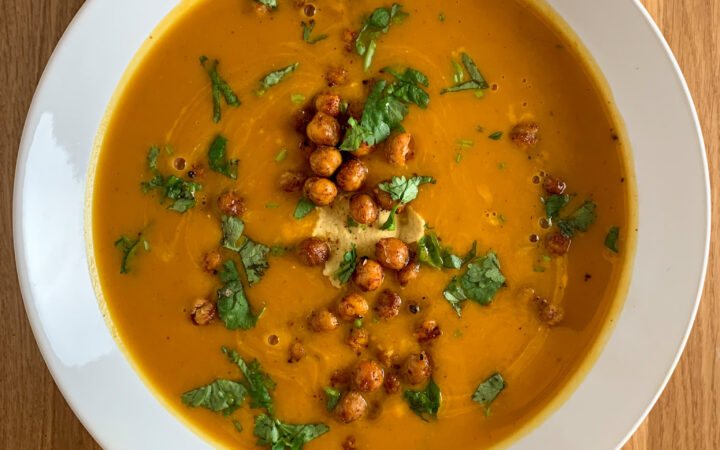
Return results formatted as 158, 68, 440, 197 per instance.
90, 0, 636, 448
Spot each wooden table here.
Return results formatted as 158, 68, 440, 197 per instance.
1, 0, 717, 448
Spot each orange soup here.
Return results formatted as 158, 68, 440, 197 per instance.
90, 0, 635, 448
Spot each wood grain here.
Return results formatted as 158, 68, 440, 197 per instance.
0, 0, 716, 448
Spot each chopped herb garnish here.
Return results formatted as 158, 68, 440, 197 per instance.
439, 13, 445, 22
265, 203, 279, 209
542, 254, 551, 261
347, 216, 359, 228
302, 21, 328, 44
498, 162, 506, 169
141, 147, 202, 213
498, 215, 506, 223
443, 252, 505, 317
164, 145, 174, 155
257, 63, 299, 95
472, 373, 505, 416
217, 261, 264, 330
418, 232, 476, 270
474, 90, 485, 99
254, 0, 277, 9
377, 176, 434, 230
233, 421, 243, 433
383, 67, 430, 109
334, 244, 357, 284
208, 135, 238, 179
605, 226, 620, 253
253, 413, 329, 450
293, 197, 316, 219
291, 93, 306, 104
533, 266, 545, 273
223, 347, 276, 413
457, 139, 474, 147
477, 126, 485, 132
114, 234, 148, 274
441, 53, 489, 94
556, 200, 597, 238
543, 194, 570, 220
354, 318, 363, 328
275, 148, 287, 162
182, 379, 247, 417
200, 57, 240, 123
455, 154, 462, 163
324, 387, 341, 411
147, 145, 160, 170
221, 216, 245, 251
451, 61, 464, 83
355, 4, 409, 71
488, 131, 503, 140
238, 236, 271, 286
403, 378, 442, 422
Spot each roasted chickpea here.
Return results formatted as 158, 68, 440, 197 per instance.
348, 327, 369, 353
352, 258, 384, 292
325, 66, 349, 87
397, 258, 420, 286
349, 194, 379, 225
542, 175, 567, 195
297, 237, 330, 266
342, 436, 357, 450
336, 159, 368, 192
546, 232, 571, 255
337, 293, 369, 321
288, 339, 306, 362
309, 146, 342, 177
403, 351, 432, 385
376, 347, 397, 368
336, 391, 367, 423
308, 309, 339, 332
217, 190, 246, 217
304, 177, 338, 206
414, 320, 442, 343
385, 132, 414, 166
351, 360, 384, 392
384, 373, 401, 394
375, 290, 402, 319
510, 122, 540, 149
190, 298, 216, 325
278, 170, 307, 192
306, 112, 341, 146
372, 183, 406, 213
203, 250, 222, 273
535, 297, 564, 327
315, 93, 342, 117
375, 238, 410, 270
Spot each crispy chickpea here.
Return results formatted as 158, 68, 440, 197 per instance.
384, 373, 401, 394
542, 175, 567, 195
403, 351, 432, 385
278, 170, 307, 193
385, 132, 414, 166
315, 93, 342, 117
352, 258, 384, 292
546, 232, 571, 255
217, 190, 246, 217
336, 391, 367, 423
309, 146, 342, 177
354, 142, 376, 156
535, 297, 564, 327
190, 298, 216, 325
337, 293, 369, 321
342, 29, 359, 52
331, 369, 350, 387
511, 122, 540, 149
306, 112, 341, 146
348, 328, 369, 353
397, 255, 420, 286
376, 347, 397, 368
308, 309, 339, 332
414, 320, 442, 343
288, 339, 306, 363
351, 360, 384, 392
203, 250, 222, 273
336, 159, 368, 192
375, 238, 410, 270
375, 290, 402, 319
325, 66, 349, 87
294, 107, 314, 134
297, 237, 330, 266
349, 194, 379, 225
372, 183, 406, 213
304, 177, 338, 206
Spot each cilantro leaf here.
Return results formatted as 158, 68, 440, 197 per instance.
293, 197, 316, 219
253, 413, 329, 450
223, 347, 276, 413
403, 378, 441, 422
384, 67, 430, 109
556, 200, 597, 238
217, 261, 264, 330
302, 21, 328, 44
441, 53, 489, 94
257, 63, 299, 95
417, 233, 475, 270
442, 252, 505, 316
488, 131, 503, 140
472, 373, 505, 416
238, 237, 271, 286
221, 216, 245, 251
605, 226, 620, 253
255, 0, 277, 8
200, 57, 240, 123
377, 175, 434, 229
114, 234, 148, 274
334, 244, 357, 284
324, 387, 341, 411
182, 379, 247, 417
543, 194, 570, 219
141, 147, 202, 213
147, 145, 160, 170
355, 4, 409, 71
208, 135, 238, 179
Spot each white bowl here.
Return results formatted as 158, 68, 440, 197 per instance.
14, 0, 709, 448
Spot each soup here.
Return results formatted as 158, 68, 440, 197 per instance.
90, 0, 635, 448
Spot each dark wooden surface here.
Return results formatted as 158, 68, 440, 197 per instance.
0, 0, 717, 448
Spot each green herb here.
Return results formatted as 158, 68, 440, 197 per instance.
324, 387, 341, 411
441, 53, 489, 94
355, 4, 409, 71
275, 148, 287, 162
141, 148, 202, 213
403, 378, 442, 422
474, 90, 485, 99
542, 254, 551, 261
442, 252, 505, 317
498, 162, 506, 169
255, 0, 277, 9
221, 216, 245, 251
164, 145, 174, 155
533, 266, 545, 273
605, 226, 620, 253
418, 232, 476, 270
200, 57, 240, 123
383, 67, 430, 109
543, 194, 570, 219
457, 139, 473, 147
217, 261, 264, 330
293, 197, 316, 219
477, 125, 485, 132
556, 200, 597, 238
377, 176, 434, 230
208, 135, 238, 179
347, 216, 359, 228
265, 203, 279, 209
498, 215, 506, 223
354, 318, 363, 328
147, 145, 160, 170
291, 94, 306, 103
472, 373, 505, 416
270, 245, 289, 256
455, 154, 462, 163
334, 244, 357, 284
233, 421, 243, 433
451, 61, 464, 83
257, 63, 299, 95
114, 234, 148, 274
488, 131, 503, 140
302, 21, 328, 44
238, 236, 271, 286
182, 379, 248, 417
253, 413, 329, 450
223, 347, 276, 413
439, 13, 445, 22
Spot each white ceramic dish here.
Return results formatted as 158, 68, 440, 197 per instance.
14, 0, 709, 448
